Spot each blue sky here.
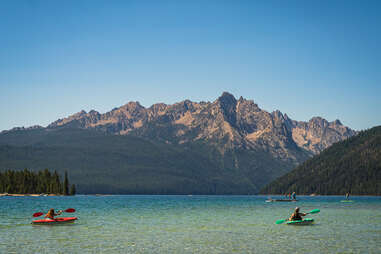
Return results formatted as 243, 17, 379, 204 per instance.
0, 0, 380, 131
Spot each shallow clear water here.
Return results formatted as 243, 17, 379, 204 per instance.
1, 195, 380, 253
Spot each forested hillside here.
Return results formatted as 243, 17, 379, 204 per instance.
260, 126, 381, 195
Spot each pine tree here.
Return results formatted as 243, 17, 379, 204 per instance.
52, 171, 61, 194
70, 184, 76, 195
63, 171, 69, 195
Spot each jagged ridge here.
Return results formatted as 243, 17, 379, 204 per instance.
47, 92, 355, 160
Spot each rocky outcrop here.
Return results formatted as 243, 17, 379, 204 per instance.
291, 117, 356, 154
45, 92, 355, 158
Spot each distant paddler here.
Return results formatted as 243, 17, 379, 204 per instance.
345, 192, 350, 200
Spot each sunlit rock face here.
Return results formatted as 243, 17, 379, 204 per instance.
47, 92, 356, 159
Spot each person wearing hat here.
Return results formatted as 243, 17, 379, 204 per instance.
288, 207, 307, 221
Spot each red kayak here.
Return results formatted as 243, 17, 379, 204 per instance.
32, 217, 77, 225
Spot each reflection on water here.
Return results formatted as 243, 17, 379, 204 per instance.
0, 195, 380, 253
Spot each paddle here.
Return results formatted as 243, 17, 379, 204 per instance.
275, 209, 320, 224
65, 208, 76, 213
32, 208, 76, 217
33, 212, 44, 217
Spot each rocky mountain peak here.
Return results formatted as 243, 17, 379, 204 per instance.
173, 100, 195, 111
121, 101, 144, 111
149, 103, 168, 115
216, 92, 238, 126
89, 110, 100, 115
271, 110, 284, 119
75, 110, 87, 117
332, 119, 342, 125
309, 117, 328, 127
217, 92, 237, 106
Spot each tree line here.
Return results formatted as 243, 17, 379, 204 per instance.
0, 169, 76, 195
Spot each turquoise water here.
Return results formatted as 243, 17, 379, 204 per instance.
1, 195, 380, 253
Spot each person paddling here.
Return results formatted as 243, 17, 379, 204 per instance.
45, 208, 62, 220
288, 207, 307, 221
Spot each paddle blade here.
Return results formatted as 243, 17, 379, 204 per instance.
309, 209, 320, 214
64, 208, 76, 213
33, 212, 44, 217
275, 219, 286, 224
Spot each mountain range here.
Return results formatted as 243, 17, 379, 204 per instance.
0, 92, 356, 194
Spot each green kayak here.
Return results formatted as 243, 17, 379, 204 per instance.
340, 200, 354, 203
286, 218, 314, 225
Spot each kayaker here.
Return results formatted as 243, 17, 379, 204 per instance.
45, 208, 62, 219
345, 193, 350, 200
288, 207, 307, 221
291, 192, 296, 200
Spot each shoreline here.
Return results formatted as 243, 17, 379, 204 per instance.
1, 193, 380, 197
0, 193, 64, 197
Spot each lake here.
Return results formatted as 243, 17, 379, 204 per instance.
1, 195, 380, 253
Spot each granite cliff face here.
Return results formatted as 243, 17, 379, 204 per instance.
48, 92, 355, 159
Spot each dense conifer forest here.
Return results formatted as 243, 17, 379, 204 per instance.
260, 126, 381, 195
0, 169, 75, 195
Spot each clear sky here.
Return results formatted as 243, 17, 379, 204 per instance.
0, 0, 380, 131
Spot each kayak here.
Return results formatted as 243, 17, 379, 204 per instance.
266, 199, 298, 202
32, 217, 77, 225
341, 200, 354, 203
286, 218, 314, 225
